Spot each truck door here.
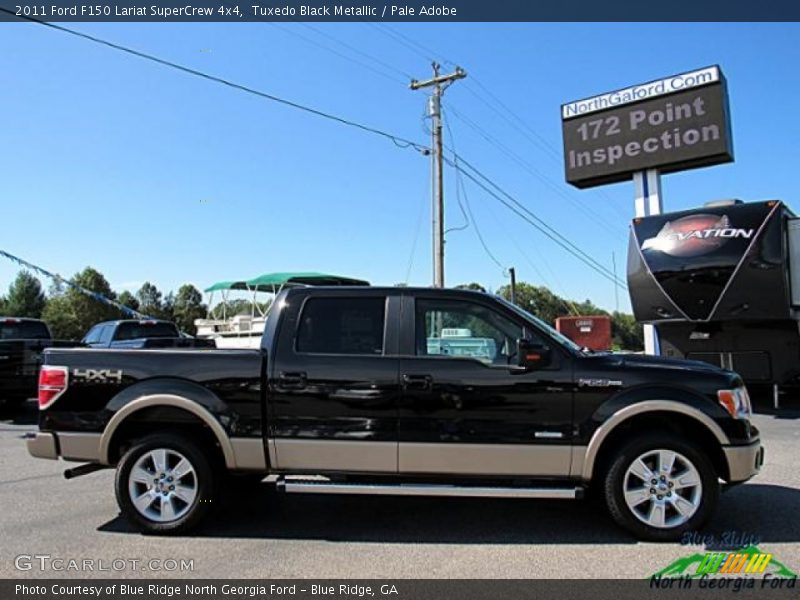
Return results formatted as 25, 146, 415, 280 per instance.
269, 291, 400, 473
398, 294, 574, 477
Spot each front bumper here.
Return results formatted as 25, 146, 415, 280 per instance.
723, 439, 764, 483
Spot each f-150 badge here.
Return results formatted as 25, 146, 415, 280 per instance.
578, 378, 623, 388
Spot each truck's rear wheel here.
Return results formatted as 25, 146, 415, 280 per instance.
603, 433, 719, 542
115, 433, 218, 535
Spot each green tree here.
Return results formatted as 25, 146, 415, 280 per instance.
611, 311, 644, 351
117, 290, 140, 313
136, 282, 163, 318
495, 281, 644, 352
162, 291, 176, 322
42, 267, 119, 339
455, 282, 487, 293
172, 284, 207, 335
497, 282, 575, 325
3, 271, 46, 318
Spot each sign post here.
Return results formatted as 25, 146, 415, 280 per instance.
633, 169, 663, 355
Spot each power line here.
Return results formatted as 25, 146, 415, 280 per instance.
443, 109, 504, 272
463, 79, 562, 161
446, 104, 625, 238
503, 235, 582, 317
463, 77, 632, 221
2, 9, 430, 156
445, 154, 626, 289
366, 23, 451, 65
267, 22, 407, 86
368, 24, 633, 223
297, 23, 414, 81
454, 151, 623, 284
449, 114, 583, 316
12, 11, 627, 292
403, 189, 428, 285
368, 23, 633, 225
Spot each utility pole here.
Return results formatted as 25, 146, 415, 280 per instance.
611, 252, 620, 313
411, 62, 466, 288
509, 267, 517, 305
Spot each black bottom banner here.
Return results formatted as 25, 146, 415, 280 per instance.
3, 579, 799, 600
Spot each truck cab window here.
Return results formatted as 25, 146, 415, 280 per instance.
416, 299, 528, 365
0, 320, 50, 340
297, 297, 386, 355
98, 324, 114, 345
83, 325, 102, 345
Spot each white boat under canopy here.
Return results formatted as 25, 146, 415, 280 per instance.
194, 272, 369, 349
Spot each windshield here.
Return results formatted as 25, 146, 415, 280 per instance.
494, 296, 585, 354
0, 319, 51, 340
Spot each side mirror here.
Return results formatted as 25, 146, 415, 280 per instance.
517, 339, 551, 370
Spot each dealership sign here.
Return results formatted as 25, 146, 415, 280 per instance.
561, 66, 734, 189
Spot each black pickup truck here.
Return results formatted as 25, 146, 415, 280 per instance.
26, 287, 763, 540
0, 317, 76, 407
82, 319, 214, 349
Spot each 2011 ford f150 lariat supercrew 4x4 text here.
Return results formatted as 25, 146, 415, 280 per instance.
26, 287, 763, 540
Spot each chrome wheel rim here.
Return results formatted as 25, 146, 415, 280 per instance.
128, 448, 198, 523
623, 449, 702, 529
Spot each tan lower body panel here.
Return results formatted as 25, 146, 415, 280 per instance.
570, 446, 588, 479
230, 438, 268, 471
58, 433, 102, 462
274, 439, 397, 472
399, 442, 572, 477
273, 439, 576, 477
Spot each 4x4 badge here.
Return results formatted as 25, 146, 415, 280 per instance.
72, 368, 123, 383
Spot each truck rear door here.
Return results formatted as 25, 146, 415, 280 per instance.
268, 290, 400, 473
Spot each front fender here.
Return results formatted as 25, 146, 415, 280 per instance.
585, 384, 730, 437
576, 386, 732, 481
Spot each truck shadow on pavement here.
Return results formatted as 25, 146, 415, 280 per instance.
98, 482, 800, 545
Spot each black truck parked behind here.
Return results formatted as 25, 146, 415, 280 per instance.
0, 317, 76, 407
82, 319, 215, 349
27, 287, 763, 540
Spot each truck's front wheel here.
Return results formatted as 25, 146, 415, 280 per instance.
604, 434, 719, 542
115, 433, 218, 535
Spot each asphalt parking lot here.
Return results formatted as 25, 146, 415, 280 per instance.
1, 398, 799, 579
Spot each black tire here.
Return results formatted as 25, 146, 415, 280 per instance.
603, 433, 719, 542
115, 432, 219, 535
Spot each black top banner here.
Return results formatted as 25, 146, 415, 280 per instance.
2, 0, 800, 22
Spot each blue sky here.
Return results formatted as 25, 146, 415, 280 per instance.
2, 22, 799, 313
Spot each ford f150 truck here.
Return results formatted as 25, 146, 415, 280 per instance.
26, 287, 763, 540
82, 319, 215, 349
0, 317, 77, 407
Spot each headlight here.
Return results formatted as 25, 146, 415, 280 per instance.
717, 386, 752, 419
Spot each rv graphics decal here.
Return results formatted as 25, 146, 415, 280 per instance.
640, 214, 755, 258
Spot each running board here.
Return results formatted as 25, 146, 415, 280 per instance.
277, 478, 581, 499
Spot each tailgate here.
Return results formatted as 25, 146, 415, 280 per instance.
0, 340, 44, 377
